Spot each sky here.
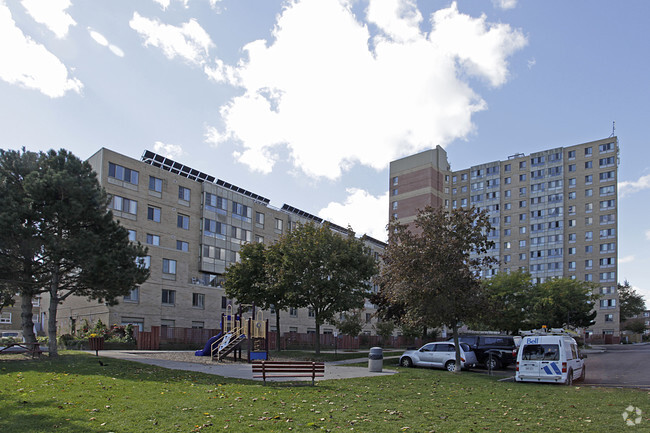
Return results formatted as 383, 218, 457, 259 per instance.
1, 0, 649, 303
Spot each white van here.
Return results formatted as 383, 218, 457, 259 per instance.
515, 330, 585, 385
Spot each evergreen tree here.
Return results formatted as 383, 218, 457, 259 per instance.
0, 148, 149, 356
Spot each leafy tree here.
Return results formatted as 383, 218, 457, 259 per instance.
376, 206, 495, 372
0, 149, 149, 356
224, 242, 292, 351
374, 320, 395, 344
334, 310, 364, 337
477, 269, 534, 334
618, 280, 646, 322
529, 278, 599, 329
276, 222, 378, 354
623, 318, 647, 335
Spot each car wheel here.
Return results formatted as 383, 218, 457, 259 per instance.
565, 369, 573, 386
445, 360, 456, 372
400, 357, 413, 368
486, 356, 501, 370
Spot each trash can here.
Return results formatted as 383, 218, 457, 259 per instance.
369, 347, 383, 372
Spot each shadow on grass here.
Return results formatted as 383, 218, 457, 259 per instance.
0, 352, 249, 387
0, 396, 98, 433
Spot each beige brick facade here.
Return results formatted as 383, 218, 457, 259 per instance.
54, 148, 384, 336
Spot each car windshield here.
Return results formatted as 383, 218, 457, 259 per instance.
522, 344, 560, 361
460, 343, 471, 352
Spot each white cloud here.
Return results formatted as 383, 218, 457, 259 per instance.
645, 230, 650, 241
20, 0, 76, 38
493, 0, 518, 10
0, 2, 82, 97
153, 0, 189, 10
153, 141, 184, 159
319, 188, 389, 241
527, 57, 536, 69
619, 173, 650, 198
208, 0, 527, 180
129, 12, 214, 65
88, 28, 124, 58
619, 255, 635, 264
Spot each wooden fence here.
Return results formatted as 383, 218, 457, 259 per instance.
132, 326, 424, 351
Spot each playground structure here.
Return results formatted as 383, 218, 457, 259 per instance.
194, 305, 268, 362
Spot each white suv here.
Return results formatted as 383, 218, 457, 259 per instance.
399, 342, 478, 372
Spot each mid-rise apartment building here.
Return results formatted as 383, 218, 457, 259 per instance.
389, 137, 620, 337
54, 148, 384, 336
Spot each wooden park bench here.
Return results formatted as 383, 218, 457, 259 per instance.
252, 360, 325, 385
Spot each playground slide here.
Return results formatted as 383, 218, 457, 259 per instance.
194, 332, 222, 356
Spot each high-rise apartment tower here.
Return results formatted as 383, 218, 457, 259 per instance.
389, 137, 620, 337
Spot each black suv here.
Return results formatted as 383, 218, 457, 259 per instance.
452, 335, 518, 369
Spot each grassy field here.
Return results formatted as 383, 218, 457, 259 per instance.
0, 352, 647, 432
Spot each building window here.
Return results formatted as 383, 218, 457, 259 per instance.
604, 314, 614, 322
392, 176, 398, 185
128, 230, 136, 242
599, 156, 616, 167
585, 174, 593, 184
192, 321, 205, 329
585, 161, 593, 169
203, 245, 225, 260
124, 288, 139, 302
519, 174, 527, 182
568, 150, 576, 159
146, 234, 160, 246
600, 299, 616, 309
308, 308, 315, 318
136, 255, 151, 269
519, 240, 526, 248
177, 214, 190, 230
568, 164, 576, 172
232, 226, 252, 242
504, 163, 511, 172
149, 176, 163, 192
176, 240, 189, 252
519, 161, 526, 169
0, 312, 11, 324
108, 162, 139, 185
275, 218, 284, 232
255, 212, 265, 227
204, 219, 227, 239
162, 289, 176, 305
585, 147, 592, 156
192, 293, 205, 309
111, 196, 138, 215
205, 193, 228, 213
289, 307, 298, 317
147, 206, 161, 222
232, 202, 252, 221
178, 186, 191, 202
163, 258, 177, 275
255, 235, 264, 243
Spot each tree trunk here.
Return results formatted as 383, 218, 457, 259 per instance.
275, 310, 281, 351
47, 272, 60, 357
20, 293, 37, 344
314, 317, 321, 355
452, 322, 461, 373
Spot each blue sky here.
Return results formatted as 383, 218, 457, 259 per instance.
1, 0, 649, 303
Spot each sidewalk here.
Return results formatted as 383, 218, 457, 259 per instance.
93, 350, 398, 383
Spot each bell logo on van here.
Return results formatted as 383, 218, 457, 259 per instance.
525, 337, 539, 344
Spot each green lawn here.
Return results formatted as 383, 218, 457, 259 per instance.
0, 352, 647, 432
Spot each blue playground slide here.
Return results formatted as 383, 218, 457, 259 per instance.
195, 332, 222, 356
